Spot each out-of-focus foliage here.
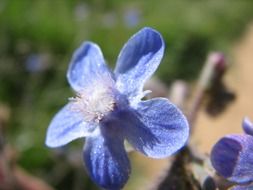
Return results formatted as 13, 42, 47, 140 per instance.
0, 0, 252, 189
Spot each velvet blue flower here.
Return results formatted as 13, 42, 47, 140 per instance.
45, 27, 189, 190
211, 117, 253, 190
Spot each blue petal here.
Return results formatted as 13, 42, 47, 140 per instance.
123, 98, 189, 158
211, 134, 253, 184
115, 27, 165, 104
231, 184, 253, 190
83, 129, 130, 190
45, 104, 96, 148
243, 117, 253, 136
67, 42, 114, 92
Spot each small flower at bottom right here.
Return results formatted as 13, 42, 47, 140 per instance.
211, 117, 253, 190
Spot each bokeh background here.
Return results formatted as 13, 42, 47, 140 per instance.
0, 0, 253, 189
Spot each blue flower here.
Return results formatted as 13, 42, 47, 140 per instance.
45, 27, 189, 190
211, 117, 253, 190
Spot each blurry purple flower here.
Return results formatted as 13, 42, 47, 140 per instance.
124, 8, 141, 28
211, 117, 253, 190
45, 27, 189, 190
25, 53, 50, 73
74, 3, 89, 21
102, 12, 117, 28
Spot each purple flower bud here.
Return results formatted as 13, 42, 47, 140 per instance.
242, 117, 253, 136
211, 134, 253, 184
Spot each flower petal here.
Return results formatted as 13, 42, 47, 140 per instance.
123, 98, 189, 158
67, 42, 114, 92
83, 129, 130, 190
231, 184, 253, 190
46, 104, 96, 148
211, 134, 253, 184
115, 27, 165, 104
242, 117, 253, 136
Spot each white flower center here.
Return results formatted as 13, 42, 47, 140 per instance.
69, 80, 116, 123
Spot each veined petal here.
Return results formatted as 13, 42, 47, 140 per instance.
67, 42, 114, 92
123, 98, 189, 158
46, 104, 96, 148
115, 27, 165, 104
83, 130, 130, 190
242, 117, 253, 136
211, 134, 253, 184
231, 184, 253, 190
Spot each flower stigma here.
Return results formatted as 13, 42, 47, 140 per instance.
69, 80, 116, 123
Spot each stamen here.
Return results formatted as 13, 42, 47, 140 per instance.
69, 81, 116, 123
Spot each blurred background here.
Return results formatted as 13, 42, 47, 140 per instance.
0, 0, 253, 189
